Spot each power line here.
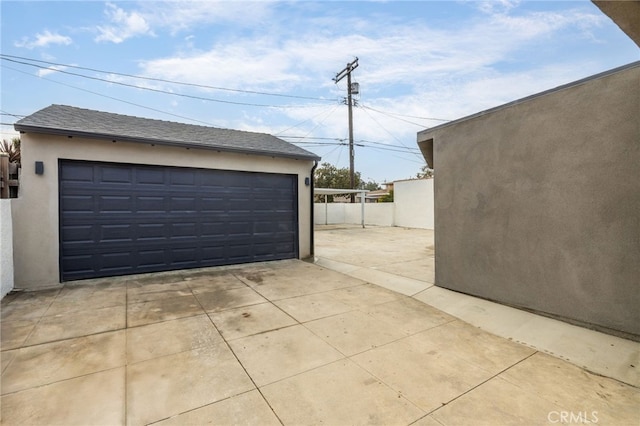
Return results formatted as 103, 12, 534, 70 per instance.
2, 63, 222, 127
360, 107, 430, 128
359, 106, 424, 160
274, 104, 340, 136
0, 54, 335, 103
358, 139, 421, 153
294, 143, 345, 148
359, 104, 450, 122
356, 143, 421, 155
324, 143, 344, 158
364, 145, 425, 164
291, 104, 342, 143
279, 135, 345, 141
1, 57, 336, 109
280, 135, 421, 154
3, 55, 427, 168
286, 140, 345, 146
0, 111, 26, 118
334, 142, 345, 166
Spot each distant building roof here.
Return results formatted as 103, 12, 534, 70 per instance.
15, 104, 320, 161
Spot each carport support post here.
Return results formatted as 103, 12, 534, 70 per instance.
360, 190, 365, 228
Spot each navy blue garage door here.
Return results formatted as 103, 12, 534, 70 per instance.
59, 160, 298, 281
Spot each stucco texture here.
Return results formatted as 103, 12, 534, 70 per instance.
12, 134, 315, 290
418, 63, 640, 339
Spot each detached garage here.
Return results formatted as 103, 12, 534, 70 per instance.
13, 105, 320, 289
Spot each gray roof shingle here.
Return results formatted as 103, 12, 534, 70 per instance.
15, 104, 320, 161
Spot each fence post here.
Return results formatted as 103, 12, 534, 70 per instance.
0, 154, 8, 199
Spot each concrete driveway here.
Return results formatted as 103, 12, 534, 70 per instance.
1, 226, 639, 425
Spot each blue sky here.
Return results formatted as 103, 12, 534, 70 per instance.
1, 1, 638, 183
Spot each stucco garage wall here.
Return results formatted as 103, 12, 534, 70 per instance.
418, 63, 640, 338
1, 199, 14, 298
13, 134, 315, 290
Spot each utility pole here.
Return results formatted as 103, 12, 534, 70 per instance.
333, 57, 359, 202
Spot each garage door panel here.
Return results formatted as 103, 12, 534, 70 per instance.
137, 196, 166, 212
170, 247, 200, 263
227, 244, 252, 258
275, 242, 296, 254
59, 160, 298, 281
169, 197, 197, 212
100, 224, 134, 243
201, 222, 228, 237
138, 250, 167, 268
201, 245, 225, 259
62, 254, 95, 277
101, 166, 132, 184
99, 195, 134, 213
62, 225, 94, 244
170, 170, 196, 186
253, 243, 276, 256
254, 221, 279, 234
137, 223, 166, 240
252, 212, 291, 222
61, 195, 94, 213
254, 199, 279, 212
227, 221, 251, 234
199, 171, 226, 186
170, 223, 198, 239
61, 163, 94, 182
274, 200, 295, 210
200, 197, 224, 210
101, 252, 134, 271
136, 168, 165, 185
226, 173, 252, 187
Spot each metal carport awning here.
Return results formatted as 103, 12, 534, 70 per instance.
314, 188, 370, 228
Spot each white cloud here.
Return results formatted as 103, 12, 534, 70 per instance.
83, 1, 609, 178
95, 2, 153, 43
475, 0, 521, 15
139, 1, 274, 34
37, 65, 68, 77
14, 30, 72, 49
92, 1, 274, 43
136, 3, 604, 97
138, 41, 303, 91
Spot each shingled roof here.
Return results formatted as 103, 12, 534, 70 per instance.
15, 104, 320, 161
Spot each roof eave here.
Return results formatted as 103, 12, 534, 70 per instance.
417, 60, 640, 141
14, 124, 321, 162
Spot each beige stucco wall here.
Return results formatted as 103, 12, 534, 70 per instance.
417, 62, 640, 339
13, 134, 315, 290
